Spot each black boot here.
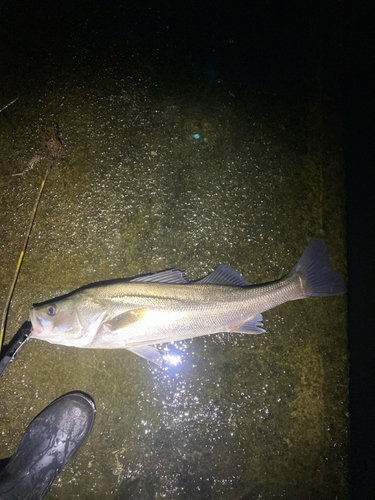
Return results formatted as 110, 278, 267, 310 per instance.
0, 391, 96, 499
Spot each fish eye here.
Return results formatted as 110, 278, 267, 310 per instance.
47, 304, 57, 316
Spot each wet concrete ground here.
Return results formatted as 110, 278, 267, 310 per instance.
0, 3, 347, 497
0, 59, 347, 498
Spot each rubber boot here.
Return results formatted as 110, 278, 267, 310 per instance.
0, 391, 96, 499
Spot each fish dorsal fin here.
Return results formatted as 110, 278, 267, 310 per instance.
196, 264, 251, 286
130, 269, 188, 284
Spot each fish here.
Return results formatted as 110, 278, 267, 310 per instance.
29, 237, 346, 366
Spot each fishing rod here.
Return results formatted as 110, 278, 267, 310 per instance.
0, 120, 61, 374
0, 167, 52, 376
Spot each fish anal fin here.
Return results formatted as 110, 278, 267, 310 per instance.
104, 307, 147, 331
233, 313, 265, 334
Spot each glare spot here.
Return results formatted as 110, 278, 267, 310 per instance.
163, 354, 182, 366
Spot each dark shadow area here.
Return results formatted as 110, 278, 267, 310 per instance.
345, 3, 375, 499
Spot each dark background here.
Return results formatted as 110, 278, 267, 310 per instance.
1, 1, 373, 497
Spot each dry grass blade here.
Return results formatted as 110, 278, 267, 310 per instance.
0, 97, 19, 113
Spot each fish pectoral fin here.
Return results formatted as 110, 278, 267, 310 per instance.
233, 313, 265, 334
127, 345, 163, 366
104, 307, 147, 332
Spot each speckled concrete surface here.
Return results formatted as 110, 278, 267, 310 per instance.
0, 59, 347, 498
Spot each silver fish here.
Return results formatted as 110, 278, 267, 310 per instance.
29, 237, 346, 366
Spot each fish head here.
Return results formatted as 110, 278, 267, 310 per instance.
29, 292, 106, 347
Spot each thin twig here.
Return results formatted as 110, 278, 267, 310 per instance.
0, 97, 19, 113
0, 166, 52, 350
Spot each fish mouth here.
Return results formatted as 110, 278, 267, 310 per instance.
29, 308, 43, 334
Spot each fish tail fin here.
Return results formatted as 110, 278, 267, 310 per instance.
291, 237, 347, 297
